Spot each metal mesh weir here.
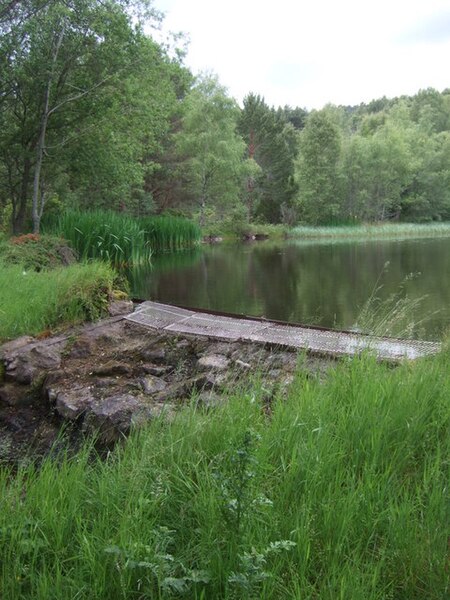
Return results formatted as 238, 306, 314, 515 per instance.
126, 301, 441, 361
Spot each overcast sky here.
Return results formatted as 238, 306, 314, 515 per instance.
154, 0, 450, 109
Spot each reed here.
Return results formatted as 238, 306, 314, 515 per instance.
292, 222, 450, 240
43, 210, 152, 266
0, 352, 448, 598
140, 215, 202, 252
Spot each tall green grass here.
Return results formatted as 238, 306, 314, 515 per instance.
43, 210, 152, 266
43, 211, 201, 264
292, 222, 450, 240
0, 352, 448, 598
0, 262, 117, 340
353, 264, 438, 339
140, 215, 202, 252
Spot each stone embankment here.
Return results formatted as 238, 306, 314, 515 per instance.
0, 310, 329, 463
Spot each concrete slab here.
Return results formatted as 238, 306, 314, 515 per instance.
124, 302, 441, 361
127, 302, 195, 330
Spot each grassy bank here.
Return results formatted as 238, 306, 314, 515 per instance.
1, 352, 448, 599
291, 222, 450, 240
0, 262, 118, 340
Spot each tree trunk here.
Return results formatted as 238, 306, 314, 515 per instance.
12, 157, 31, 234
31, 24, 65, 233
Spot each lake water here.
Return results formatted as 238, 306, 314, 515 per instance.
129, 237, 450, 340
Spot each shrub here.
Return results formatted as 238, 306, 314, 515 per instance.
1, 234, 77, 271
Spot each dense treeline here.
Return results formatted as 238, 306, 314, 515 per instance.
1, 0, 449, 234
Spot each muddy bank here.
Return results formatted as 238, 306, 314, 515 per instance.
0, 314, 332, 464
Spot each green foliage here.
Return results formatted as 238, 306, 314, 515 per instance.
43, 210, 152, 266
0, 261, 118, 340
0, 0, 188, 233
0, 353, 448, 598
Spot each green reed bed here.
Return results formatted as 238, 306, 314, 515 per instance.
141, 215, 202, 252
0, 261, 117, 340
292, 222, 450, 240
1, 352, 448, 599
43, 210, 152, 266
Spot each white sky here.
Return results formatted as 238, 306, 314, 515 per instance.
154, 0, 450, 109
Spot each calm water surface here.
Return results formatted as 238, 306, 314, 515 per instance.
129, 237, 450, 339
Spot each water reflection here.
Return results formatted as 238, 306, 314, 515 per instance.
129, 238, 450, 339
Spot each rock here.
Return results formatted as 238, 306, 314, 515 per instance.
6, 345, 62, 384
0, 336, 34, 358
91, 377, 118, 389
0, 383, 31, 407
206, 342, 233, 357
53, 388, 95, 420
56, 244, 77, 266
68, 337, 92, 359
196, 390, 226, 408
141, 348, 166, 363
268, 369, 281, 379
154, 374, 213, 403
92, 361, 132, 377
234, 359, 251, 370
202, 371, 227, 389
203, 235, 223, 243
197, 354, 230, 371
108, 300, 134, 317
84, 393, 143, 443
141, 364, 172, 377
176, 339, 191, 350
140, 375, 167, 395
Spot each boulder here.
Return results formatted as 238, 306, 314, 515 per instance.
5, 345, 62, 384
0, 336, 34, 358
140, 375, 167, 395
68, 337, 93, 359
51, 387, 95, 420
141, 347, 166, 363
83, 393, 144, 443
197, 354, 230, 371
92, 361, 132, 377
0, 383, 31, 407
108, 300, 134, 317
141, 364, 172, 377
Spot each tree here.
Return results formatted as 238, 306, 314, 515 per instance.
238, 94, 298, 223
0, 0, 165, 233
296, 110, 342, 224
175, 74, 246, 225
